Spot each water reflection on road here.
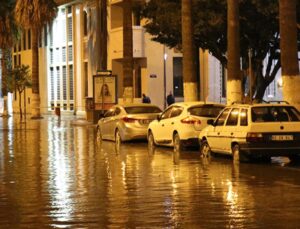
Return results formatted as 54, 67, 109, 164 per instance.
0, 116, 300, 228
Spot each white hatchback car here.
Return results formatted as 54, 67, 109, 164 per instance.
199, 102, 300, 162
147, 102, 225, 151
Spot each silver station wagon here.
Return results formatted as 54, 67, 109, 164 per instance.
97, 104, 162, 144
199, 102, 300, 163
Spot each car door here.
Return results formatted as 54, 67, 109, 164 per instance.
154, 106, 174, 143
223, 108, 240, 153
164, 106, 184, 143
101, 108, 116, 140
206, 108, 231, 152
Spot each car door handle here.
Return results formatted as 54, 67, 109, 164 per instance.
231, 133, 234, 135
162, 124, 165, 127
171, 122, 174, 125
217, 132, 220, 135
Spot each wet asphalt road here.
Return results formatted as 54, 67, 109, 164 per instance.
0, 116, 300, 228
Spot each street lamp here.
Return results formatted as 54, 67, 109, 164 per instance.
163, 46, 167, 109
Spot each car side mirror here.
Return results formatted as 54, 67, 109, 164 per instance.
157, 114, 161, 121
207, 119, 215, 126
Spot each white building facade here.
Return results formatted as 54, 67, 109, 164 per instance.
7, 0, 283, 117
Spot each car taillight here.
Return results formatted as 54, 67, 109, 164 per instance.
181, 117, 201, 125
246, 133, 263, 142
122, 117, 137, 123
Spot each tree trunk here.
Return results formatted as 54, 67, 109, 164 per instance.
122, 0, 134, 104
226, 0, 242, 105
1, 49, 10, 116
182, 0, 198, 102
279, 0, 300, 109
31, 27, 42, 118
19, 91, 22, 120
98, 0, 107, 70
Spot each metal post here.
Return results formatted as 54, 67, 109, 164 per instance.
163, 46, 167, 109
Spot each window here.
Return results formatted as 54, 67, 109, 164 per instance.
28, 30, 31, 49
69, 65, 74, 100
240, 109, 248, 126
189, 105, 224, 118
173, 57, 183, 97
125, 106, 161, 114
83, 11, 88, 36
170, 107, 183, 118
160, 107, 173, 120
215, 108, 230, 126
63, 66, 67, 100
226, 108, 239, 126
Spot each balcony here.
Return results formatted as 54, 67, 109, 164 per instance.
110, 26, 145, 60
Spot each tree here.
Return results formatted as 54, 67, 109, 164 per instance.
0, 0, 19, 116
182, 0, 198, 101
279, 0, 300, 110
97, 0, 108, 70
14, 0, 57, 118
11, 65, 32, 120
227, 0, 242, 104
122, 0, 134, 103
141, 0, 300, 101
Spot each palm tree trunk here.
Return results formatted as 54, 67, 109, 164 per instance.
31, 27, 41, 118
227, 0, 242, 105
182, 0, 198, 102
98, 0, 107, 70
122, 0, 134, 104
1, 48, 10, 117
279, 0, 300, 109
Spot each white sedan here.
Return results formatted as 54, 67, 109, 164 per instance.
147, 102, 225, 151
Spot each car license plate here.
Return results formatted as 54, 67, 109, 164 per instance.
271, 135, 293, 141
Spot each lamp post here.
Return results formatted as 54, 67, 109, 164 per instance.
163, 46, 167, 109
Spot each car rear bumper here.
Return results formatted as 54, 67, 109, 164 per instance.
120, 126, 148, 141
239, 142, 300, 157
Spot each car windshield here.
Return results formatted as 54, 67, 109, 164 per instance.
188, 105, 224, 118
125, 106, 162, 114
251, 106, 300, 122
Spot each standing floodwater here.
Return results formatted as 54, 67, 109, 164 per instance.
0, 116, 300, 228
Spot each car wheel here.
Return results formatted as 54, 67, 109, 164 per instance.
115, 129, 122, 146
232, 144, 249, 163
96, 127, 102, 142
200, 140, 212, 158
173, 133, 183, 152
148, 131, 156, 148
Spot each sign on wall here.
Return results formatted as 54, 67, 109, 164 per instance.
93, 72, 117, 110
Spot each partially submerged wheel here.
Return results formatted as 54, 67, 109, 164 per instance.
173, 133, 183, 152
232, 144, 249, 163
96, 127, 102, 142
115, 129, 122, 147
148, 131, 156, 148
200, 140, 212, 158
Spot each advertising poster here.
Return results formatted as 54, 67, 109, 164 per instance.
93, 74, 117, 110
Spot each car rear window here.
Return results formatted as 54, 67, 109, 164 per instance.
188, 105, 224, 118
125, 106, 162, 114
251, 106, 300, 122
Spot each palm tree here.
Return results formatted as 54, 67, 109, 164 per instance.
14, 0, 57, 118
279, 0, 300, 109
122, 0, 134, 103
182, 0, 198, 102
0, 0, 19, 116
227, 0, 242, 105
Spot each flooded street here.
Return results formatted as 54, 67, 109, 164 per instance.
1, 116, 300, 228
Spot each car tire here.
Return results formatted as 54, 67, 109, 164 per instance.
232, 144, 249, 163
115, 129, 122, 146
173, 133, 183, 152
148, 131, 156, 147
200, 140, 212, 158
96, 127, 102, 142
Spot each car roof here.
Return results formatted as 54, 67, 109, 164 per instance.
115, 103, 160, 108
227, 102, 295, 109
170, 101, 225, 108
